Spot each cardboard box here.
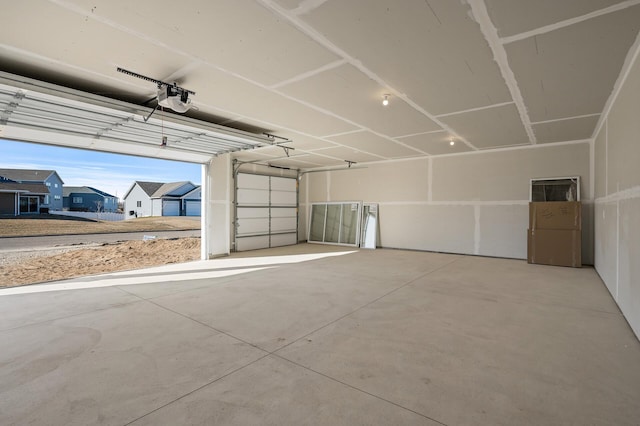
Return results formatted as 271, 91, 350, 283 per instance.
529, 202, 581, 230
527, 229, 581, 268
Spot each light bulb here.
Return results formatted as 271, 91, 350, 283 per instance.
382, 95, 389, 106
449, 140, 455, 146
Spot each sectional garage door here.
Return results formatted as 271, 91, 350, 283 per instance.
235, 173, 297, 251
162, 200, 180, 216
185, 200, 201, 216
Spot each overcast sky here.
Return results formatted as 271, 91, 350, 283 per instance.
0, 139, 201, 199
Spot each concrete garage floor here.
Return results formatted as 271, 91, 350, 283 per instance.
1, 244, 639, 425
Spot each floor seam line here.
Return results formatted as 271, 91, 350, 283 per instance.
123, 353, 271, 426
118, 287, 269, 352
273, 257, 462, 354
0, 299, 141, 334
115, 273, 248, 301
271, 353, 449, 426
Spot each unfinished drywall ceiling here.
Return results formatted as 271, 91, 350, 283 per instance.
396, 131, 472, 155
327, 131, 421, 159
0, 0, 639, 169
278, 63, 442, 137
484, 0, 626, 37
438, 104, 530, 149
311, 146, 382, 164
504, 6, 640, 122
533, 116, 600, 144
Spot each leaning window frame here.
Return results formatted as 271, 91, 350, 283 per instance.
308, 201, 362, 247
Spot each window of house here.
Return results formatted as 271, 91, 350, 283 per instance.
44, 195, 50, 204
54, 183, 58, 188
137, 201, 142, 207
54, 195, 61, 200
73, 197, 83, 203
45, 182, 51, 187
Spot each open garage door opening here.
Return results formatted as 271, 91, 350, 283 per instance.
0, 72, 278, 272
0, 138, 206, 287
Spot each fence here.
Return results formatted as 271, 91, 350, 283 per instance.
50, 210, 125, 222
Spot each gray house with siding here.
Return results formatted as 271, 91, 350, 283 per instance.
63, 186, 118, 212
0, 182, 50, 215
123, 181, 201, 218
0, 168, 64, 212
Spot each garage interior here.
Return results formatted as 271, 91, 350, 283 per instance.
1, 1, 640, 424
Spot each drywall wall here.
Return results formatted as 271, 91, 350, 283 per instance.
593, 46, 640, 338
300, 142, 593, 262
432, 144, 590, 201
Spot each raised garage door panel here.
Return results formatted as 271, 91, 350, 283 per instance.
236, 235, 270, 251
271, 233, 297, 247
271, 207, 297, 233
237, 173, 270, 206
271, 176, 297, 206
237, 189, 270, 206
237, 219, 270, 235
237, 173, 270, 189
237, 207, 270, 236
235, 173, 297, 251
185, 201, 201, 216
271, 190, 297, 206
163, 200, 180, 216
237, 207, 269, 219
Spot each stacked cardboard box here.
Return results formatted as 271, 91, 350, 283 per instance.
527, 201, 582, 267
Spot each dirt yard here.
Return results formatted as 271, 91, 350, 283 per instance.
0, 238, 201, 288
0, 216, 202, 287
0, 215, 200, 237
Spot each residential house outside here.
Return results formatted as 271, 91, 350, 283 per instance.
63, 186, 119, 212
0, 182, 50, 215
0, 168, 63, 212
123, 181, 201, 218
181, 186, 201, 216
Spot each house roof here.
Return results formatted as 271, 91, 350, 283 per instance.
150, 181, 194, 198
136, 181, 166, 197
181, 186, 202, 199
0, 182, 49, 194
0, 168, 64, 184
63, 186, 116, 198
124, 181, 196, 200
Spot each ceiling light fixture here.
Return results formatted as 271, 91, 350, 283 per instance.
382, 94, 390, 106
449, 139, 455, 146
